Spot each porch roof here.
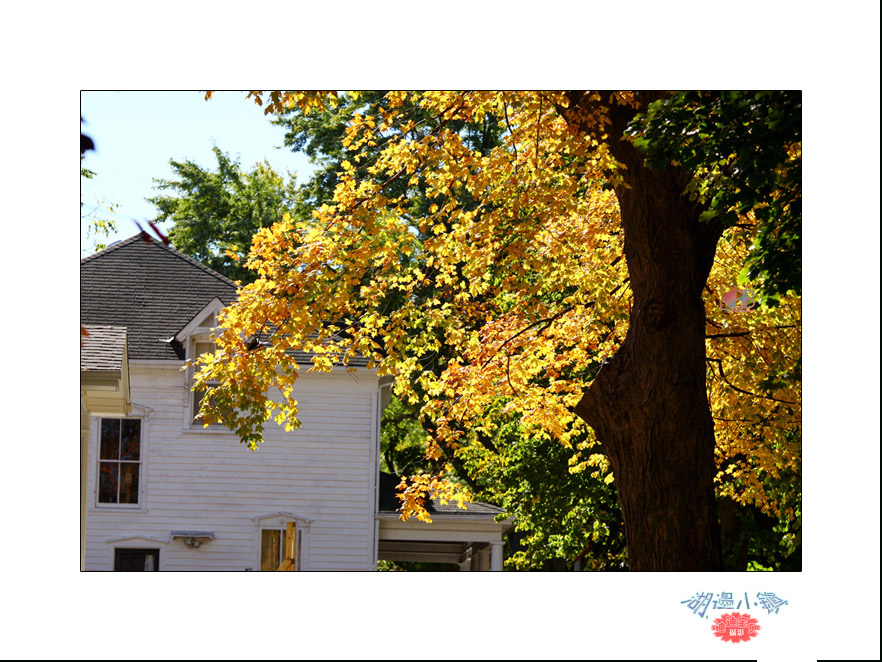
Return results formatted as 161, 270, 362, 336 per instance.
377, 472, 506, 516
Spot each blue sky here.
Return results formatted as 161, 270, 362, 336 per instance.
80, 91, 316, 255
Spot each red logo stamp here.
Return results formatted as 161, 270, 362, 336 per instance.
711, 612, 760, 643
720, 286, 757, 312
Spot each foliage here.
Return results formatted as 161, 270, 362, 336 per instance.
195, 91, 801, 568
80, 118, 118, 253
376, 559, 459, 571
273, 91, 391, 220
456, 403, 627, 570
380, 394, 432, 476
81, 164, 119, 252
273, 91, 505, 222
706, 229, 801, 519
628, 91, 801, 302
148, 146, 298, 283
380, 392, 626, 569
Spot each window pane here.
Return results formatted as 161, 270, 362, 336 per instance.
260, 530, 281, 571
100, 419, 120, 460
121, 420, 140, 460
284, 522, 295, 567
119, 463, 139, 504
99, 462, 119, 503
193, 388, 206, 423
193, 389, 231, 425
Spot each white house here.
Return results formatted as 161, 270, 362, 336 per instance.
80, 234, 511, 571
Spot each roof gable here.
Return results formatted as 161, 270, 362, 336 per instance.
81, 235, 238, 360
174, 297, 225, 342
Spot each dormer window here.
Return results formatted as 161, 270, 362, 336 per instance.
191, 339, 221, 424
173, 298, 229, 428
175, 298, 225, 344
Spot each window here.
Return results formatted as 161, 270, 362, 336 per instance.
114, 548, 159, 571
191, 340, 219, 424
260, 522, 298, 571
98, 418, 141, 505
190, 339, 236, 427
253, 512, 311, 570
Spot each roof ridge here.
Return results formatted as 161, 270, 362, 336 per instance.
81, 233, 238, 288
155, 239, 239, 288
80, 234, 144, 263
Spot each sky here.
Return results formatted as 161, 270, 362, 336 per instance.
80, 91, 316, 255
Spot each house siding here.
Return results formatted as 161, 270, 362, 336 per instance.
84, 365, 379, 571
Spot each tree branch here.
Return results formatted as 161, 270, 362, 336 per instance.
707, 324, 799, 339
502, 99, 519, 175
506, 351, 521, 397
707, 357, 798, 404
706, 331, 751, 339
481, 305, 577, 369
438, 441, 482, 494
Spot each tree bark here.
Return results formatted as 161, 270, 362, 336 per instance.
564, 92, 724, 570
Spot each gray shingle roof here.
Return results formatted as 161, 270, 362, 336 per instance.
378, 472, 505, 516
81, 235, 237, 360
81, 234, 372, 367
81, 325, 127, 371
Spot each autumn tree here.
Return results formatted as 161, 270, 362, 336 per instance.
196, 91, 801, 571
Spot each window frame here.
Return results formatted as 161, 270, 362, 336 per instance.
252, 512, 313, 571
94, 416, 145, 510
176, 299, 231, 431
188, 334, 223, 427
114, 547, 160, 571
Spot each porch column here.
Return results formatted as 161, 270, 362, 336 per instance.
490, 541, 503, 571
478, 547, 490, 571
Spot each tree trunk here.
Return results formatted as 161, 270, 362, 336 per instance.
565, 92, 724, 570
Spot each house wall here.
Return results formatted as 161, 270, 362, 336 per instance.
84, 363, 380, 571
